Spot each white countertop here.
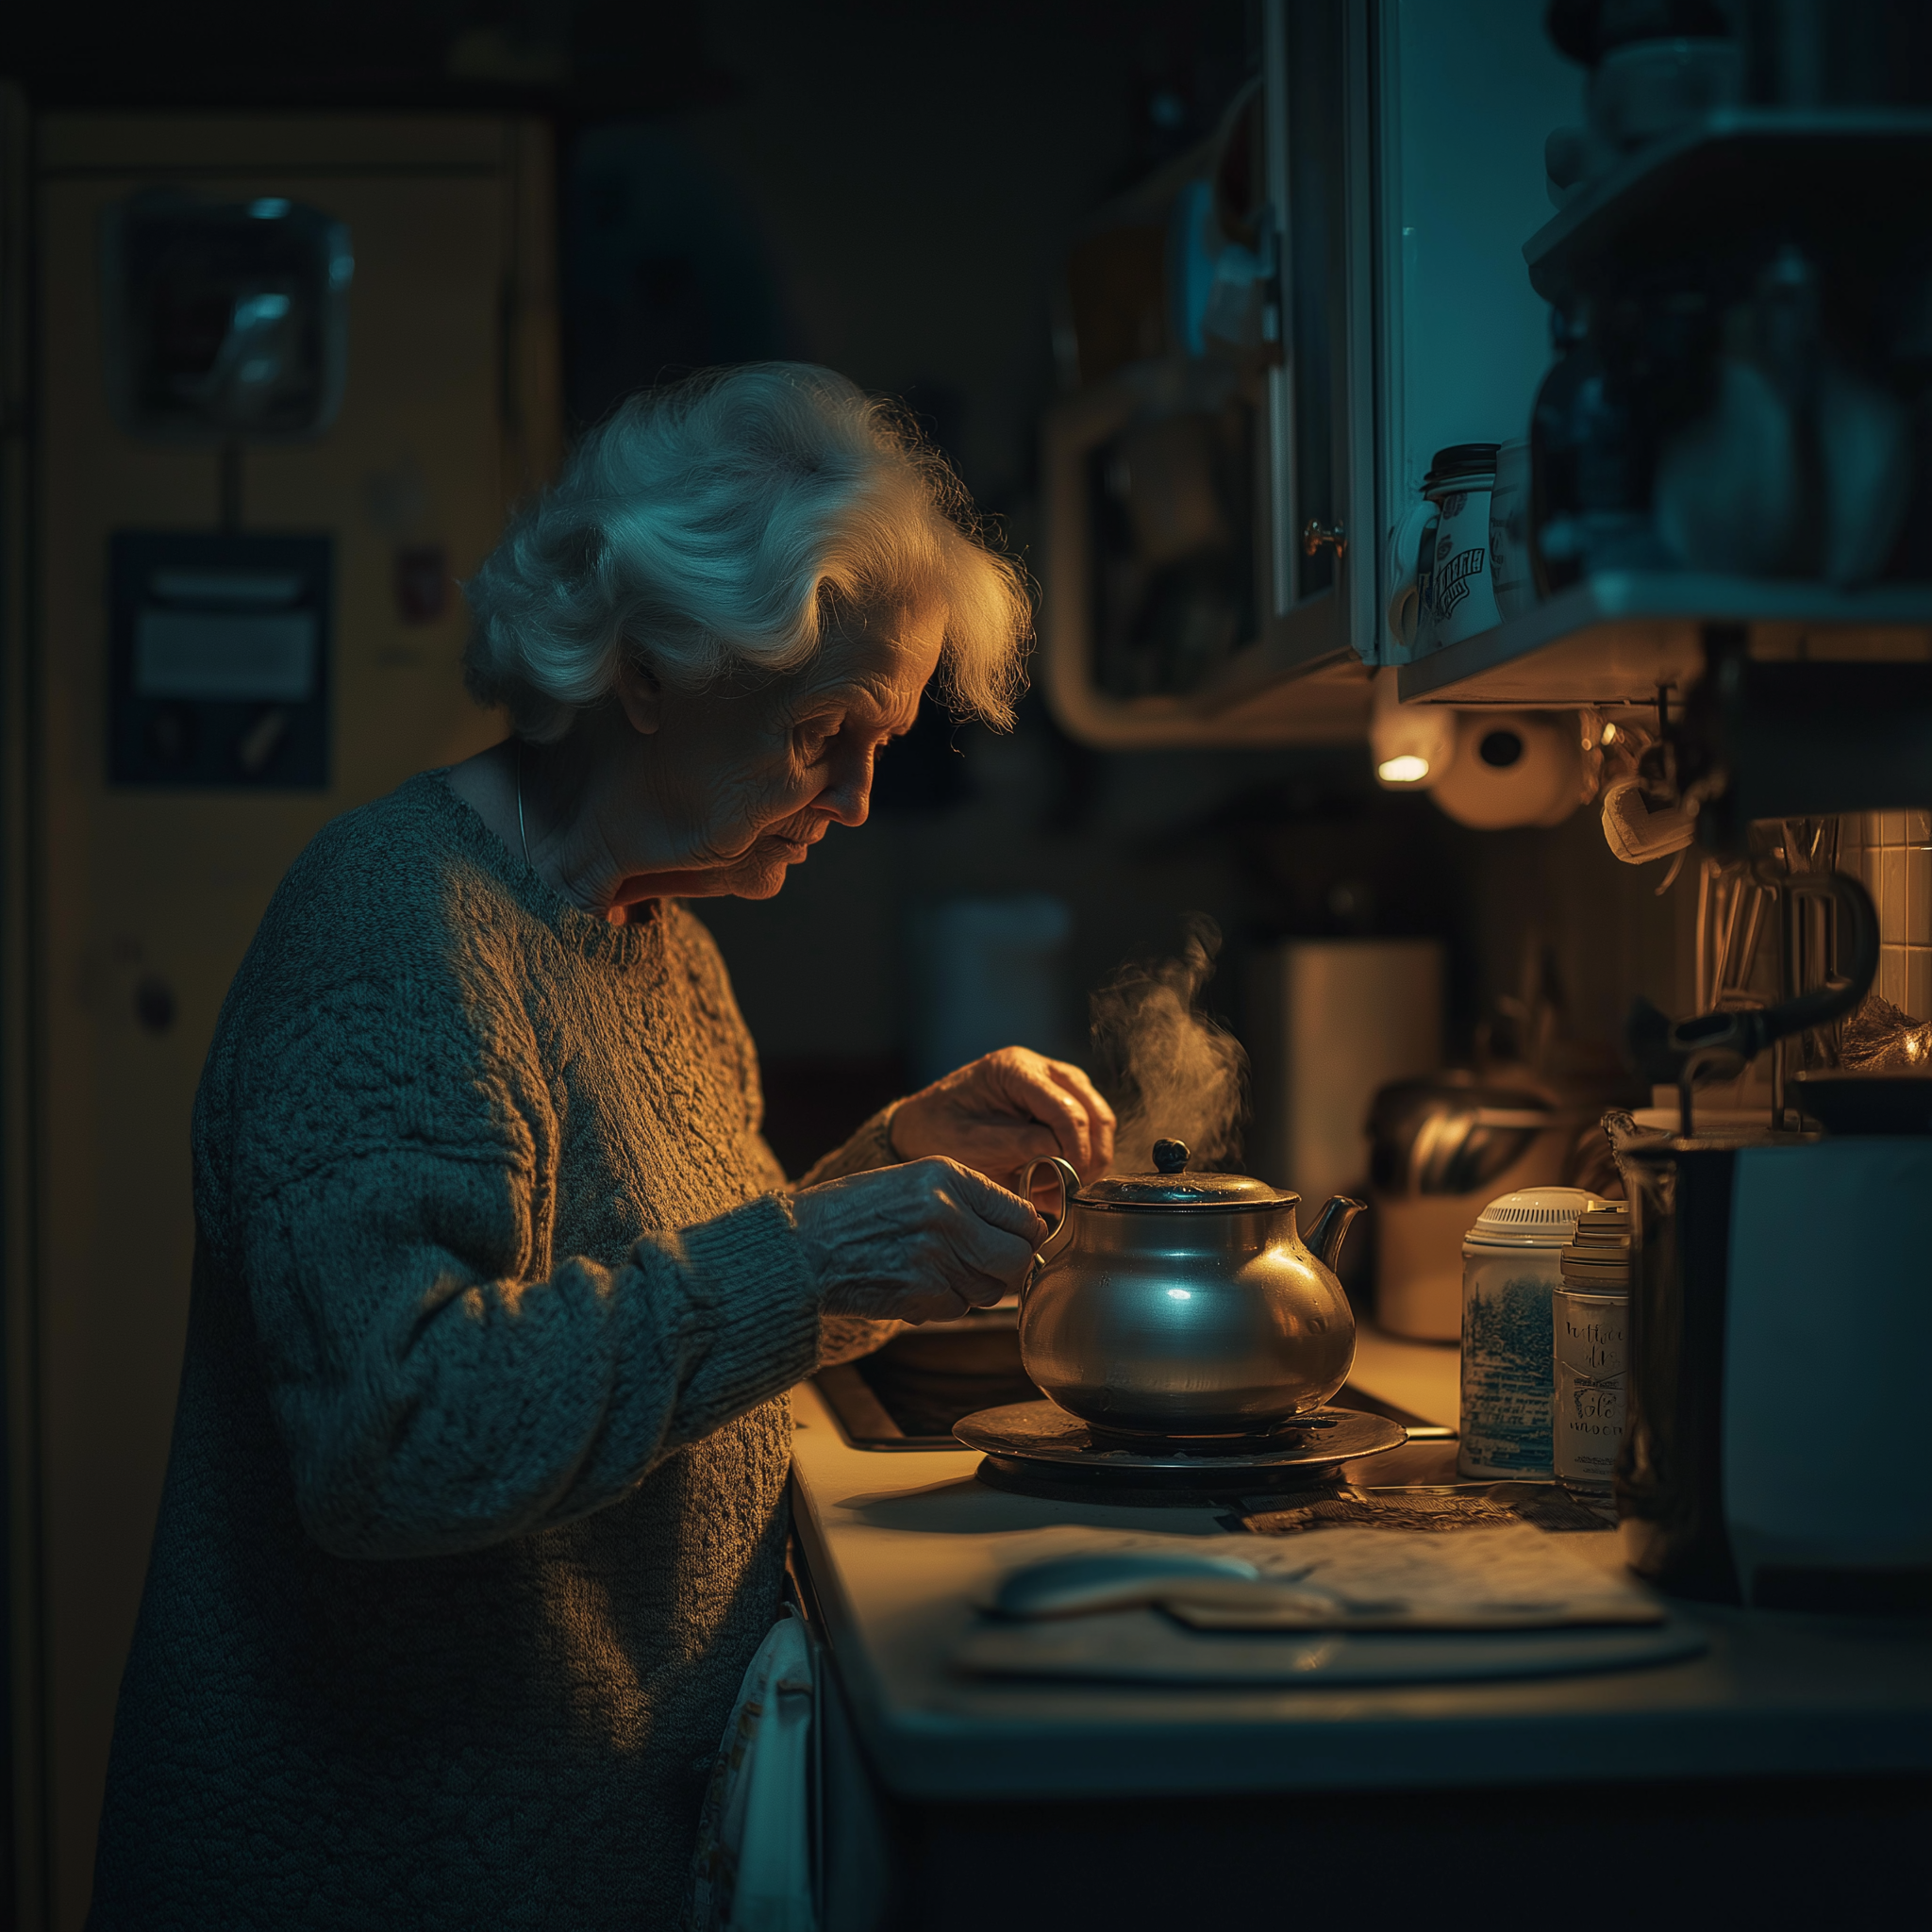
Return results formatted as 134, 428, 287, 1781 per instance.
788, 1372, 1932, 1804
1343, 1321, 1461, 1428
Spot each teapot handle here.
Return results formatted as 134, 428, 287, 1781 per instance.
1020, 1157, 1081, 1267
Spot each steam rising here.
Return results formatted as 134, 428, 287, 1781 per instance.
1090, 915, 1250, 1174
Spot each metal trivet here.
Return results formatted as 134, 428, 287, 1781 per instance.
954, 1399, 1406, 1504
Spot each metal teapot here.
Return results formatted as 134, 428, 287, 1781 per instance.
1019, 1139, 1364, 1439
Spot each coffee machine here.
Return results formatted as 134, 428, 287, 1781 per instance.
1612, 798, 1932, 1609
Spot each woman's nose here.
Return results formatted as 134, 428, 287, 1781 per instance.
819, 744, 874, 826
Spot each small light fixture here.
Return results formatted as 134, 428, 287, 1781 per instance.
1377, 753, 1431, 785
1370, 668, 1458, 791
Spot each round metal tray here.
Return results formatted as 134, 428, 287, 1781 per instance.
954, 1399, 1406, 1496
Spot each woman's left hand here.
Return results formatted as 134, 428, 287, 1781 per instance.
889, 1047, 1117, 1191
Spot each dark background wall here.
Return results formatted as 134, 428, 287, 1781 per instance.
1, 0, 1688, 1175
556, 1, 1683, 1169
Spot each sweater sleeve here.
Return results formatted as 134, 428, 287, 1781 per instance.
211, 873, 825, 1559
242, 1147, 821, 1560
791, 1105, 908, 1365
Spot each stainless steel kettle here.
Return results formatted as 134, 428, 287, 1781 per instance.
1018, 1139, 1363, 1439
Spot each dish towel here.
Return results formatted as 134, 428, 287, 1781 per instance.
688, 1610, 818, 1932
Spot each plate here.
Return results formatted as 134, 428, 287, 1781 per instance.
954, 1399, 1407, 1478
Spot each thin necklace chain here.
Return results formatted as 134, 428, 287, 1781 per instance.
516, 741, 531, 870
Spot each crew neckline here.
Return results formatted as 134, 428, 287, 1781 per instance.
419, 768, 669, 968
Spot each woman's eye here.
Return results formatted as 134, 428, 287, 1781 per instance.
795, 723, 837, 760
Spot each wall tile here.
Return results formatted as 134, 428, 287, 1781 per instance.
1881, 942, 1906, 1008
1907, 808, 1932, 844
1910, 846, 1932, 947
1879, 809, 1907, 847
1881, 845, 1908, 938
1908, 948, 1932, 1024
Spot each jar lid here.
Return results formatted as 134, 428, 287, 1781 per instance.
1568, 1202, 1630, 1250
1074, 1138, 1292, 1209
1560, 1257, 1631, 1289
1466, 1186, 1608, 1248
1424, 442, 1500, 486
1559, 1200, 1630, 1285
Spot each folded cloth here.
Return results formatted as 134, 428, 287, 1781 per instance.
956, 1525, 1702, 1688
982, 1524, 1662, 1631
953, 1607, 1707, 1687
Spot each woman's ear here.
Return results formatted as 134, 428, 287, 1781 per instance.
613, 657, 663, 736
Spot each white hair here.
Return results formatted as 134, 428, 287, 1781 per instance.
462, 363, 1031, 741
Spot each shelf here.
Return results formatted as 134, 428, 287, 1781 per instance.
1396, 572, 1932, 708
1524, 108, 1932, 302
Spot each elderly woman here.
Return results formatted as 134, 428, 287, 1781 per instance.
90, 365, 1115, 1928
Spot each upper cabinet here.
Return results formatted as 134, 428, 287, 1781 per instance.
1401, 102, 1932, 717
1040, 0, 1578, 747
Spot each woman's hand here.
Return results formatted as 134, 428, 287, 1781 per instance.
888, 1047, 1117, 1192
792, 1158, 1048, 1324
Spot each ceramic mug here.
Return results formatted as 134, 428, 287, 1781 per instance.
1422, 451, 1500, 646
1384, 498, 1439, 650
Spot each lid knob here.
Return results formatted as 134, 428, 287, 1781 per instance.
1152, 1139, 1191, 1174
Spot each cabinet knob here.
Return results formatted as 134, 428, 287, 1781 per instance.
1302, 520, 1347, 559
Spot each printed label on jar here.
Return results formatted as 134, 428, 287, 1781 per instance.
1554, 1290, 1626, 1488
1458, 1257, 1557, 1477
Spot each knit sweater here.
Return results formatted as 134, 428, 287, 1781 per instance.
88, 771, 897, 1930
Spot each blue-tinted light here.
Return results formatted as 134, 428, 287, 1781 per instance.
1166, 1288, 1191, 1301
232, 292, 291, 328
248, 197, 292, 220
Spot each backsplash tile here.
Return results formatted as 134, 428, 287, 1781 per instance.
1855, 809, 1932, 1024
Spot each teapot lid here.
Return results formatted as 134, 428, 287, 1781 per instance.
1074, 1138, 1293, 1209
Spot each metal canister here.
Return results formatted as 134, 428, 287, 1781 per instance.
1458, 1187, 1607, 1479
1553, 1203, 1632, 1501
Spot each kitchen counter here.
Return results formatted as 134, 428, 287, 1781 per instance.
788, 1365, 1932, 1807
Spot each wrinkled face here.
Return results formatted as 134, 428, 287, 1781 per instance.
625, 603, 944, 902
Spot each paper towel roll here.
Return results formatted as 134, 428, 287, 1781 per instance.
1430, 711, 1583, 830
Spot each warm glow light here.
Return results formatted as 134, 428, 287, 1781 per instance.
1377, 754, 1431, 784
1601, 722, 1619, 744
1370, 669, 1457, 792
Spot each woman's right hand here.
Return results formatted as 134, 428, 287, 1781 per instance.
791, 1158, 1049, 1325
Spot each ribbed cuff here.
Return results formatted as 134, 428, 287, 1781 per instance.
640, 1193, 821, 1425
817, 1313, 904, 1367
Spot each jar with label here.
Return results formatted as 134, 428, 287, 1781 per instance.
1554, 1201, 1631, 1504
1458, 1187, 1607, 1479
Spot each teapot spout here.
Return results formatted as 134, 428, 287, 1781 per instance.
1304, 1195, 1366, 1274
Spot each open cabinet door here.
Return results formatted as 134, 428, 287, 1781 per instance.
1039, 0, 1374, 748
22, 111, 559, 1930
